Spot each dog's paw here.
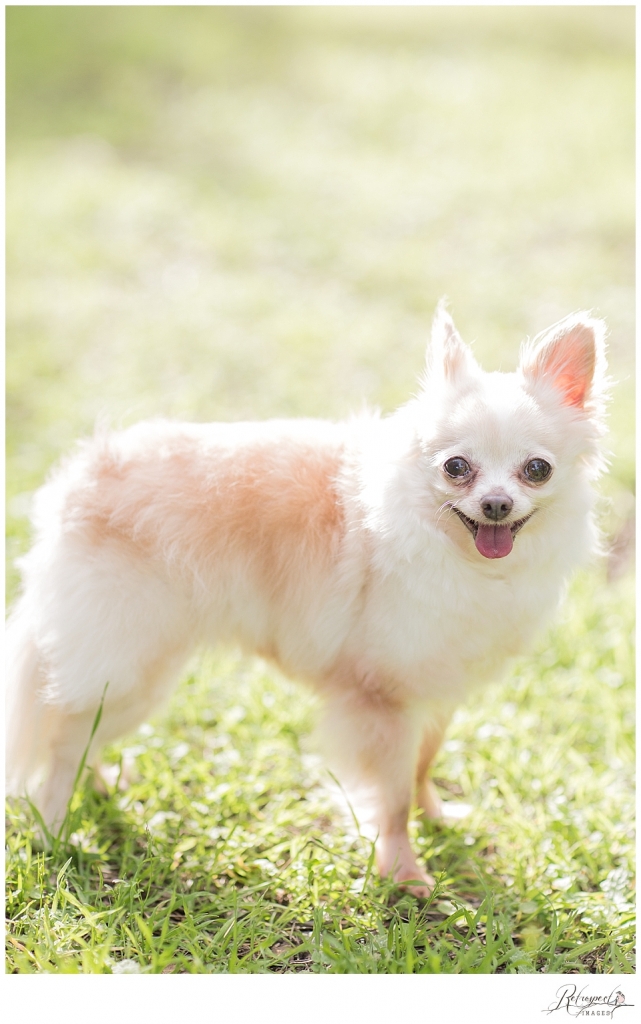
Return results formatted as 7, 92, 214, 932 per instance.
377, 834, 434, 898
393, 866, 435, 900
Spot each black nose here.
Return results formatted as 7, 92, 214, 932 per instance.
480, 493, 513, 521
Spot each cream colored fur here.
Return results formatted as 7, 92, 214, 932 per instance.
5, 306, 608, 895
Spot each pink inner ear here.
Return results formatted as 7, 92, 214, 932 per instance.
536, 326, 596, 408
553, 369, 590, 407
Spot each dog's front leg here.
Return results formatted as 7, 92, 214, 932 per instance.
375, 801, 434, 898
320, 684, 433, 897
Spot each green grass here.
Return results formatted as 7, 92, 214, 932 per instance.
5, 573, 635, 974
5, 7, 635, 974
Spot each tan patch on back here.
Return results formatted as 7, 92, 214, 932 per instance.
61, 424, 346, 604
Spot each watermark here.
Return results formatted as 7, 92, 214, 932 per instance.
543, 985, 633, 1018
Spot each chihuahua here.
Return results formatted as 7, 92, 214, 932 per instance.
6, 304, 607, 895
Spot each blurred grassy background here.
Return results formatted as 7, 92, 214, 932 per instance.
5, 7, 635, 976
6, 5, 634, 587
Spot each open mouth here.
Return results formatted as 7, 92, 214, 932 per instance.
452, 507, 534, 559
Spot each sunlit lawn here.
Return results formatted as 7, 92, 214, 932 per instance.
5, 6, 634, 973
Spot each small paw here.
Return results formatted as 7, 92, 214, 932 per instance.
394, 866, 435, 900
377, 834, 434, 898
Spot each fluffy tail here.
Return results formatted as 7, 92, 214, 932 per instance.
5, 597, 54, 798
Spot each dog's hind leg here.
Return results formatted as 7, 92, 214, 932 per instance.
34, 708, 102, 832
7, 538, 197, 831
26, 642, 194, 833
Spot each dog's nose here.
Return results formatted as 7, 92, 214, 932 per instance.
480, 493, 513, 521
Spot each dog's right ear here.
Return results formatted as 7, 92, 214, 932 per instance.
426, 301, 478, 383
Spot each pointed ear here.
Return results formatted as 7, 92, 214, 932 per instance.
427, 301, 478, 382
519, 313, 607, 409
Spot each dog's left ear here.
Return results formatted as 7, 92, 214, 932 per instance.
427, 301, 478, 383
519, 313, 607, 410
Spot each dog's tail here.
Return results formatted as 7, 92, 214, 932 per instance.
5, 596, 54, 799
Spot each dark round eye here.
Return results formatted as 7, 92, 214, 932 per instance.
444, 457, 472, 479
523, 458, 552, 483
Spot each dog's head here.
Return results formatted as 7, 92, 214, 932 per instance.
414, 303, 608, 560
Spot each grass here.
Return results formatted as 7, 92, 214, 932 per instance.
5, 572, 635, 974
5, 7, 635, 974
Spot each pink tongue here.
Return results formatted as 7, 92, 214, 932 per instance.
475, 523, 513, 559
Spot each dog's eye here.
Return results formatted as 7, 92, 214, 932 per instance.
523, 458, 552, 483
443, 457, 472, 479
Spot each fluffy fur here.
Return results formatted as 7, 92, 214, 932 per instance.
6, 306, 608, 895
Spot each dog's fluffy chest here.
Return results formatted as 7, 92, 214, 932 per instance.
350, 542, 555, 701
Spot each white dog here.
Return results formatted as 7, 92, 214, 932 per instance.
6, 305, 607, 895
